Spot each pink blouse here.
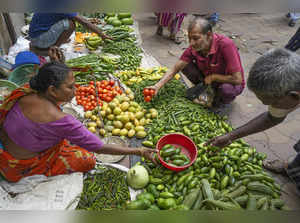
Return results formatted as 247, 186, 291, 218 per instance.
3, 102, 104, 152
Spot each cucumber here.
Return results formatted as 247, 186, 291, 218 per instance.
234, 195, 249, 207
257, 197, 268, 209
203, 200, 241, 210
183, 188, 200, 209
171, 159, 185, 166
227, 185, 247, 198
270, 199, 285, 209
246, 195, 257, 210
201, 179, 214, 200
126, 199, 151, 210
192, 190, 203, 210
247, 182, 274, 196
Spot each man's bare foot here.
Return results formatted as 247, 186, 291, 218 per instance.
263, 159, 288, 175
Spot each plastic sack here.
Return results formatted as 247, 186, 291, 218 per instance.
7, 36, 30, 64
197, 85, 215, 108
0, 173, 83, 210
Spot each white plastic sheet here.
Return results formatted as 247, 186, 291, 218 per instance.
0, 173, 83, 210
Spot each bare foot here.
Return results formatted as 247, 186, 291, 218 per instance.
263, 159, 288, 175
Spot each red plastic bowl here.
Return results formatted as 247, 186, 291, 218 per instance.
156, 134, 197, 172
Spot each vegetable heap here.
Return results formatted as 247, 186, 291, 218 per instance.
77, 166, 130, 210
66, 54, 118, 84
125, 79, 288, 210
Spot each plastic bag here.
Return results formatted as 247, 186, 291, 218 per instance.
0, 173, 83, 210
196, 85, 215, 108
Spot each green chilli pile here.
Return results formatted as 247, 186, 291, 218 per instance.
77, 166, 130, 210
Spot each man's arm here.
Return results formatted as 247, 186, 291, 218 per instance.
205, 71, 243, 85
149, 60, 188, 94
73, 16, 110, 40
206, 112, 285, 148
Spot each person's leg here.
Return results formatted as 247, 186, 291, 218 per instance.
47, 143, 96, 176
54, 19, 75, 47
156, 25, 163, 36
181, 62, 204, 85
217, 83, 243, 104
286, 154, 300, 194
285, 27, 300, 51
30, 19, 74, 57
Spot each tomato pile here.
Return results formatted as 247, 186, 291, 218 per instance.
75, 80, 123, 111
143, 88, 155, 102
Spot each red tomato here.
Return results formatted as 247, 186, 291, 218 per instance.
109, 80, 115, 86
102, 80, 109, 86
145, 96, 152, 102
143, 88, 151, 96
105, 96, 112, 102
89, 81, 94, 85
150, 89, 155, 96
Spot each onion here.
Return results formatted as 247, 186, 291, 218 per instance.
127, 165, 149, 189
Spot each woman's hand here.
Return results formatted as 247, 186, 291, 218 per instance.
205, 133, 233, 149
139, 147, 158, 164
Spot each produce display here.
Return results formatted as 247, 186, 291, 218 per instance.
83, 89, 158, 138
66, 13, 290, 211
102, 26, 142, 71
84, 36, 103, 51
66, 54, 118, 84
105, 13, 134, 26
77, 165, 130, 210
114, 67, 167, 86
76, 79, 123, 111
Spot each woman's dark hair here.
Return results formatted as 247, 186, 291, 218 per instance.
30, 62, 71, 93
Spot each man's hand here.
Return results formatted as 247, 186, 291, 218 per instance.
99, 33, 113, 41
48, 46, 65, 63
204, 75, 215, 85
205, 133, 233, 148
140, 147, 159, 164
146, 85, 160, 96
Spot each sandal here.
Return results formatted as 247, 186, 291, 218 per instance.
174, 37, 182, 44
263, 159, 288, 175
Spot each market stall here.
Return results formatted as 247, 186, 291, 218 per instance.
0, 13, 289, 211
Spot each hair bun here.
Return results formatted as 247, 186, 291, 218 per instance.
29, 75, 40, 91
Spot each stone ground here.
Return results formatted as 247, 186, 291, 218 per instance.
135, 13, 300, 209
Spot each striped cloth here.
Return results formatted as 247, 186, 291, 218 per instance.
156, 13, 186, 34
